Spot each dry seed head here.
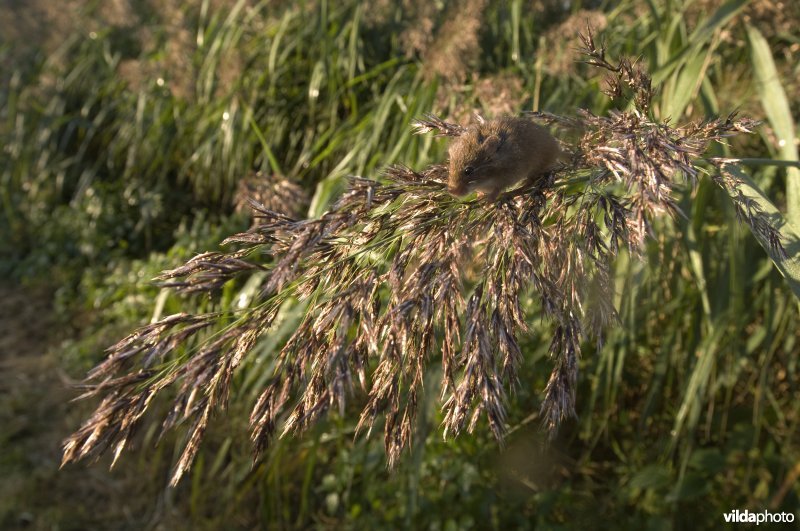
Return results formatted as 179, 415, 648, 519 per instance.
62, 32, 780, 483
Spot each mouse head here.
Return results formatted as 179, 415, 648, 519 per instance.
447, 126, 507, 196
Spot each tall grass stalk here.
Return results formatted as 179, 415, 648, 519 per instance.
62, 31, 788, 487
3, 0, 799, 527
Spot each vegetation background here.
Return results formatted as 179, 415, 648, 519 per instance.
1, 0, 799, 529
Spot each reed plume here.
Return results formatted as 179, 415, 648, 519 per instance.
62, 30, 782, 485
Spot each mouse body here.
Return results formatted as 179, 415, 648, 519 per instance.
447, 116, 561, 200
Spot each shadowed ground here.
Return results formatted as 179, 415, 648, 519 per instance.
0, 284, 170, 529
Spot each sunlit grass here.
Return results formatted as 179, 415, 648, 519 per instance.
1, 0, 799, 529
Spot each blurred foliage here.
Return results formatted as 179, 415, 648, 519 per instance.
1, 0, 799, 529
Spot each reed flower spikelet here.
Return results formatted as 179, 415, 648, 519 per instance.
62, 31, 784, 485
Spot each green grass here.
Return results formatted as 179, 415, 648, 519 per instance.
1, 0, 799, 529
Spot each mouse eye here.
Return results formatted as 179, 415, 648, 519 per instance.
463, 166, 474, 175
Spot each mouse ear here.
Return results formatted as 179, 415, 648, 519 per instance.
482, 134, 503, 152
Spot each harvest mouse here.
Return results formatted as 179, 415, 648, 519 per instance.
447, 116, 561, 201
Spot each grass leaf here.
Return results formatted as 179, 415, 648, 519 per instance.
747, 23, 800, 228
725, 165, 800, 300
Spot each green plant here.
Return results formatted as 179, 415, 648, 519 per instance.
62, 31, 792, 495
4, 0, 800, 528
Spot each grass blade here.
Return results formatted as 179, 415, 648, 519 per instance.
747, 24, 800, 228
726, 165, 800, 300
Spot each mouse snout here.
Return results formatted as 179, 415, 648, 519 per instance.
447, 181, 468, 196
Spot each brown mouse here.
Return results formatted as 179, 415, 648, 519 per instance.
447, 116, 561, 201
